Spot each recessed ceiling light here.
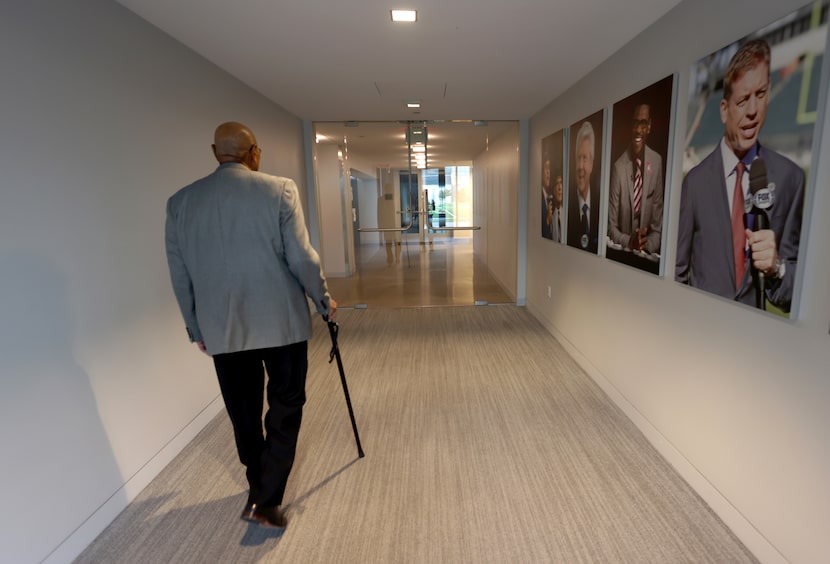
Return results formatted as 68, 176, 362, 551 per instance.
391, 10, 417, 22
407, 101, 421, 108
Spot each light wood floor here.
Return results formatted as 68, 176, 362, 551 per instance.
326, 235, 513, 308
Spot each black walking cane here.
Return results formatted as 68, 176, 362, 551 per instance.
325, 316, 365, 458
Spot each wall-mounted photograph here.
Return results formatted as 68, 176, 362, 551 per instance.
606, 75, 674, 275
567, 110, 604, 254
676, 2, 827, 318
541, 130, 565, 242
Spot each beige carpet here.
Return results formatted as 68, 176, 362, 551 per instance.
76, 306, 757, 563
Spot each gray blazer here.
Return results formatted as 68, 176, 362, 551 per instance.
165, 163, 332, 355
607, 144, 663, 253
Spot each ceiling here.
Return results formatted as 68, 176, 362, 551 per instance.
116, 0, 683, 167
313, 120, 518, 171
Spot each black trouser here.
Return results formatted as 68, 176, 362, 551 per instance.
213, 341, 308, 507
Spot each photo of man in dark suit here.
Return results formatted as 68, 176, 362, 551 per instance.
541, 130, 564, 242
550, 169, 564, 243
567, 113, 603, 254
676, 39, 804, 314
541, 152, 554, 240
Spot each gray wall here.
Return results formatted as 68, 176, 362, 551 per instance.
315, 144, 350, 276
0, 1, 307, 561
527, 1, 830, 562
474, 126, 520, 300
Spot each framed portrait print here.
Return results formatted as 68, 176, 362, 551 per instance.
676, 3, 827, 318
605, 75, 674, 275
567, 110, 604, 254
541, 130, 565, 243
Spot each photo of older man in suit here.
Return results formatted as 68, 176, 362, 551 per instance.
567, 111, 603, 254
676, 39, 805, 314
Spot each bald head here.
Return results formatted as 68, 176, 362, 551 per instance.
212, 121, 260, 170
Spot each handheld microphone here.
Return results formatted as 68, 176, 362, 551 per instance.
749, 158, 770, 231
748, 158, 772, 310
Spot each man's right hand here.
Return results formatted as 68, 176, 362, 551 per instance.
746, 229, 778, 277
327, 298, 338, 322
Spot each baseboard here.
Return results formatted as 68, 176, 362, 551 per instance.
526, 302, 786, 564
483, 263, 517, 303
43, 396, 225, 564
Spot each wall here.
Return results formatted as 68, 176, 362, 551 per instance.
474, 126, 520, 300
316, 144, 350, 277
0, 1, 308, 562
355, 177, 381, 246
526, 1, 830, 562
342, 153, 381, 245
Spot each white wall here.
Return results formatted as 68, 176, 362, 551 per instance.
316, 144, 349, 277
0, 2, 308, 562
527, 1, 830, 562
346, 154, 382, 246
474, 126, 520, 300
346, 152, 382, 181
355, 177, 381, 246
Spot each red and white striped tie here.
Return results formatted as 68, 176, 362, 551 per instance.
633, 157, 642, 215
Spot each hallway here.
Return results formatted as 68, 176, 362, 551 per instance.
76, 306, 755, 563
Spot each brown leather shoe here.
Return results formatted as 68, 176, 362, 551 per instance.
251, 505, 287, 529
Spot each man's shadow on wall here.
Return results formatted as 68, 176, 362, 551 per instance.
0, 252, 125, 562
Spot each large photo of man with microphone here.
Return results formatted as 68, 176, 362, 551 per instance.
676, 3, 827, 317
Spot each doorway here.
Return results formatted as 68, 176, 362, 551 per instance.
312, 120, 519, 308
400, 171, 419, 234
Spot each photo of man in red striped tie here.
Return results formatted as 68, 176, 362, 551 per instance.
607, 102, 664, 256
